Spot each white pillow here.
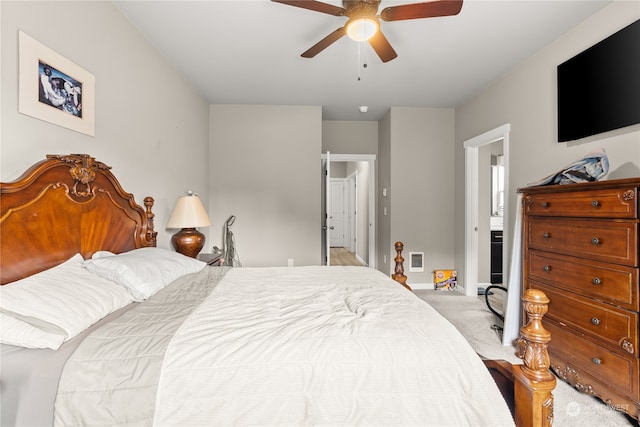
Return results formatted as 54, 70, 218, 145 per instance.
0, 254, 133, 342
82, 247, 206, 300
0, 313, 65, 350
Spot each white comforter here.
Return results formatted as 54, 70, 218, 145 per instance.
153, 266, 514, 426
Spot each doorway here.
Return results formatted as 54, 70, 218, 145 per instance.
464, 124, 519, 346
321, 153, 376, 268
463, 124, 511, 298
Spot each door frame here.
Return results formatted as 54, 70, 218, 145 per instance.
321, 153, 376, 268
346, 171, 357, 253
463, 124, 510, 298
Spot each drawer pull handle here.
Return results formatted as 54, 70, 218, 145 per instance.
591, 237, 600, 245
592, 357, 602, 365
591, 200, 600, 208
592, 277, 601, 285
543, 265, 551, 272
541, 202, 549, 208
543, 232, 550, 239
591, 317, 601, 326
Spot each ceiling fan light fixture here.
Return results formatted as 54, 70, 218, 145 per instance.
346, 18, 378, 42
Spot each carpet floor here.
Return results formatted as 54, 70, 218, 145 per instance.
414, 289, 637, 426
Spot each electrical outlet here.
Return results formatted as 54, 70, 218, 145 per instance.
288, 258, 294, 267
383, 254, 387, 264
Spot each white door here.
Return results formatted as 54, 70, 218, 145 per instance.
322, 151, 331, 265
330, 180, 345, 247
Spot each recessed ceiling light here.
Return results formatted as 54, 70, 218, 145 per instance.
359, 106, 368, 113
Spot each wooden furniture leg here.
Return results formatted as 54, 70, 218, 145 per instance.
391, 241, 411, 291
486, 289, 556, 427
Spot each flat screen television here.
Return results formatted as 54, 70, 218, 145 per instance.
557, 19, 640, 142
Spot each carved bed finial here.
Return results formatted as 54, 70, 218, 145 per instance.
144, 196, 158, 246
47, 154, 110, 197
391, 241, 411, 291
516, 289, 554, 380
511, 288, 556, 427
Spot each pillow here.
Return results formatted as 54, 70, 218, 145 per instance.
82, 247, 206, 300
0, 254, 133, 343
0, 313, 65, 350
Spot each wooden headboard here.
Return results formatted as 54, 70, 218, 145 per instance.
0, 154, 157, 285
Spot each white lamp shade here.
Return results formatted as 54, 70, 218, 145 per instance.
346, 18, 378, 42
166, 193, 211, 228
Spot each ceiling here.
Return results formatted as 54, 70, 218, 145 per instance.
113, 0, 611, 121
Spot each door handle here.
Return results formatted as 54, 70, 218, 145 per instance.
322, 226, 335, 230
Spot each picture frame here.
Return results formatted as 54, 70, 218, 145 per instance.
18, 31, 95, 137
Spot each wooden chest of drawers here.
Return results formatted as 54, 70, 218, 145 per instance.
521, 178, 640, 420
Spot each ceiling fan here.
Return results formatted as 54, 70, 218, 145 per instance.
271, 0, 463, 63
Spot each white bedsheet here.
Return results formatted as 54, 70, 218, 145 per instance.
153, 266, 515, 426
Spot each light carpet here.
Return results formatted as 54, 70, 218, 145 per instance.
414, 289, 637, 427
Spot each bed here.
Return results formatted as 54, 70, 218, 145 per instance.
0, 154, 556, 427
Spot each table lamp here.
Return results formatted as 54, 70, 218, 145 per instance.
166, 191, 211, 257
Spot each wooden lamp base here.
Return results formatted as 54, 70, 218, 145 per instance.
171, 227, 205, 258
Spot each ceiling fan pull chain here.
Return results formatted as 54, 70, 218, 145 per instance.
362, 40, 368, 70
357, 41, 368, 81
357, 41, 363, 81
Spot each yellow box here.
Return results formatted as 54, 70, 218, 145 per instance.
433, 269, 457, 291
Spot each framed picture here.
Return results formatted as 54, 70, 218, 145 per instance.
18, 31, 95, 137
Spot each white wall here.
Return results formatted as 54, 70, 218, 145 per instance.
454, 1, 640, 289
1, 1, 210, 250
322, 121, 378, 155
377, 112, 392, 272
386, 107, 456, 284
209, 104, 322, 267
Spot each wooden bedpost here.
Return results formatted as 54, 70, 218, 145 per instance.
483, 288, 555, 427
143, 196, 158, 247
512, 288, 556, 427
391, 241, 411, 291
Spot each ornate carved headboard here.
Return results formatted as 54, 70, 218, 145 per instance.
0, 154, 157, 285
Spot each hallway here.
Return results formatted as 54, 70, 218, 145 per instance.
330, 248, 363, 266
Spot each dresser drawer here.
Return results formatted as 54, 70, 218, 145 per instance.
527, 218, 638, 266
524, 187, 638, 219
528, 250, 638, 310
545, 319, 639, 399
532, 282, 638, 357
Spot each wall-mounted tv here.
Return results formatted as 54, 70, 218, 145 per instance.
557, 19, 640, 142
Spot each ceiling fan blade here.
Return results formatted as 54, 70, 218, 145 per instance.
380, 0, 463, 22
271, 0, 345, 16
301, 27, 346, 58
368, 30, 397, 63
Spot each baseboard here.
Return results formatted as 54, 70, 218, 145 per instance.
410, 282, 467, 295
356, 253, 367, 266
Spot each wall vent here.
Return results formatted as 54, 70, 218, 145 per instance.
409, 252, 424, 273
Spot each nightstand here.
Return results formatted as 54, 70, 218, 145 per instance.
197, 252, 223, 266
